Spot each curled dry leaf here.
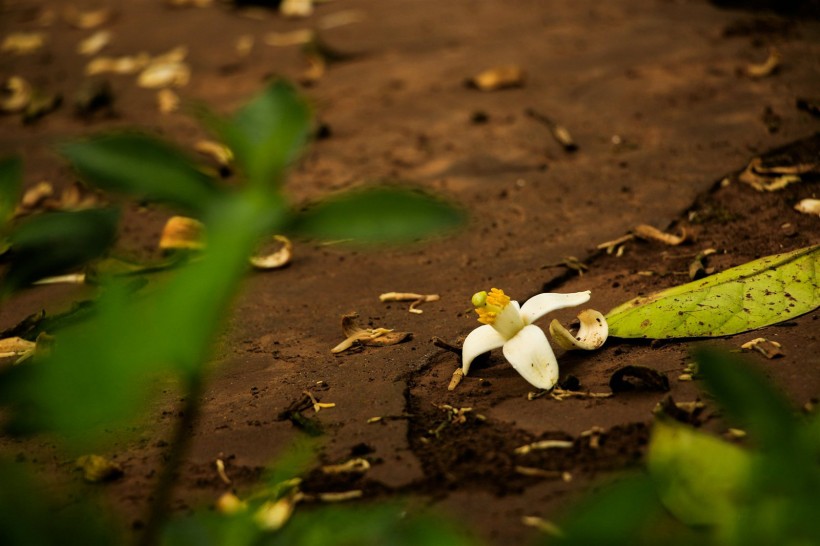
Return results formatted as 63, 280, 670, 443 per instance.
331, 313, 412, 353
548, 309, 608, 351
215, 458, 231, 484
77, 30, 111, 56
75, 454, 124, 483
159, 216, 205, 251
795, 198, 820, 216
378, 291, 440, 314
740, 337, 784, 359
1, 77, 32, 113
16, 182, 100, 216
250, 235, 292, 270
1, 33, 46, 55
467, 65, 526, 91
64, 5, 113, 29
633, 224, 689, 245
746, 48, 780, 78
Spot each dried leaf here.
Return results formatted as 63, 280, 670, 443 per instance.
158, 215, 205, 250
740, 337, 784, 359
249, 235, 292, 270
316, 490, 363, 502
794, 198, 820, 216
75, 454, 124, 482
745, 48, 780, 78
77, 30, 111, 56
1, 33, 46, 55
633, 224, 688, 245
738, 134, 820, 191
1, 77, 32, 113
609, 365, 670, 393
467, 65, 526, 91
549, 309, 608, 350
333, 314, 412, 353
0, 337, 37, 359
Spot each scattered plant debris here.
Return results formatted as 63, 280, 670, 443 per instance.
740, 337, 784, 359
331, 313, 411, 354
378, 291, 440, 314
525, 108, 578, 152
745, 47, 781, 78
465, 66, 526, 91
75, 454, 124, 483
633, 223, 688, 245
609, 365, 670, 393
794, 198, 820, 216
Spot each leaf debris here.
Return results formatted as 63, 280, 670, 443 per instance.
379, 291, 440, 314
740, 337, 784, 359
331, 313, 411, 353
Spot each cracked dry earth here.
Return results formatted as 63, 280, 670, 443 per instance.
1, 0, 819, 544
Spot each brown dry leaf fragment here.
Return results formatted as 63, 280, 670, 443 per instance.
795, 199, 820, 216
157, 88, 180, 114
77, 30, 111, 56
379, 292, 440, 314
740, 337, 784, 359
332, 313, 411, 353
746, 48, 780, 78
64, 5, 114, 29
250, 235, 292, 270
467, 65, 526, 91
215, 458, 231, 485
75, 454, 124, 483
1, 33, 46, 55
633, 224, 688, 245
280, 0, 313, 18
1, 77, 33, 113
321, 458, 370, 474
159, 216, 205, 251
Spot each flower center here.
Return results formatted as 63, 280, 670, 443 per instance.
472, 288, 524, 339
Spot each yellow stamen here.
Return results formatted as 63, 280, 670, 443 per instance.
473, 288, 510, 325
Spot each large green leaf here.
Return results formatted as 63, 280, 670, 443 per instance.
289, 187, 466, 243
208, 80, 311, 188
60, 134, 221, 214
2, 208, 119, 295
0, 155, 22, 224
647, 420, 751, 528
606, 245, 820, 338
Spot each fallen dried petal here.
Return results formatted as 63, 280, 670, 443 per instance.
159, 216, 205, 251
740, 337, 784, 359
467, 65, 526, 91
216, 492, 245, 514
633, 224, 688, 245
2, 33, 46, 55
0, 337, 37, 359
215, 458, 231, 485
138, 61, 190, 88
794, 198, 820, 216
75, 454, 124, 483
20, 181, 54, 209
317, 490, 363, 502
255, 497, 295, 531
64, 6, 113, 29
77, 30, 111, 56
521, 516, 564, 536
86, 54, 151, 76
549, 309, 608, 351
746, 48, 780, 78
514, 439, 573, 455
250, 235, 292, 270
334, 313, 411, 353
280, 0, 313, 17
157, 88, 180, 114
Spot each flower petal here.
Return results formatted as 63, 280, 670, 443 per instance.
502, 324, 559, 390
520, 291, 591, 325
462, 324, 506, 375
549, 309, 609, 350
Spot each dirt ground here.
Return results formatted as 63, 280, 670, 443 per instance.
1, 0, 819, 544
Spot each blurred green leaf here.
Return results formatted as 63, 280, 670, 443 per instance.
60, 134, 222, 214
290, 187, 465, 243
0, 460, 118, 546
162, 510, 260, 546
0, 155, 22, 224
208, 80, 311, 188
647, 420, 751, 528
606, 245, 820, 338
2, 208, 118, 295
694, 348, 797, 452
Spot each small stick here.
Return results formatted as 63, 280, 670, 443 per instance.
525, 108, 578, 152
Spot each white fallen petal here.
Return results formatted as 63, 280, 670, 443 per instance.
549, 309, 608, 351
502, 324, 559, 390
519, 291, 590, 325
794, 198, 820, 216
461, 324, 506, 375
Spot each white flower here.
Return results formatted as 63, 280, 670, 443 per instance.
462, 288, 605, 390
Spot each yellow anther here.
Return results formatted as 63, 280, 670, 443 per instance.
485, 288, 510, 308
473, 288, 510, 325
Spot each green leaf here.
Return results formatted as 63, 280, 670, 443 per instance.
0, 155, 22, 224
606, 245, 820, 338
290, 187, 466, 243
2, 208, 119, 295
647, 420, 751, 528
60, 134, 221, 214
210, 80, 311, 188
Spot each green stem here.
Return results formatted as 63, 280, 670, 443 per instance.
137, 372, 204, 546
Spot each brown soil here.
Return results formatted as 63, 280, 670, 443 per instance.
1, 1, 819, 544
